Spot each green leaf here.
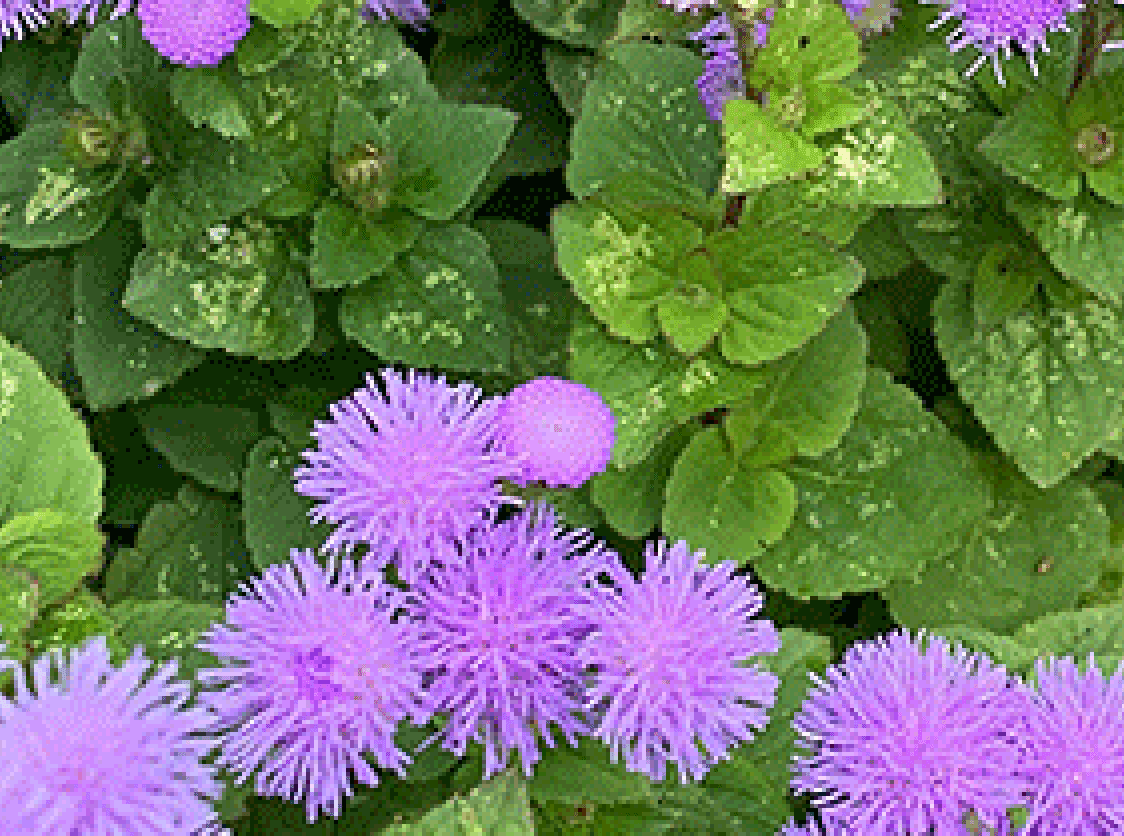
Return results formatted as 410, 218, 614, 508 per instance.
340, 223, 511, 375
722, 304, 867, 459
0, 36, 81, 133
935, 277, 1124, 488
235, 19, 307, 75
1006, 186, 1124, 308
510, 0, 627, 48
25, 588, 124, 664
0, 336, 104, 528
852, 288, 913, 378
135, 403, 264, 493
884, 472, 1107, 635
567, 42, 722, 200
752, 367, 990, 599
242, 436, 334, 571
844, 209, 915, 278
311, 201, 424, 289
249, 0, 324, 26
749, 0, 863, 89
88, 410, 183, 527
719, 99, 826, 193
72, 217, 205, 411
590, 421, 696, 539
610, 0, 714, 44
662, 426, 797, 565
381, 99, 517, 221
1014, 603, 1124, 685
656, 255, 730, 356
69, 15, 169, 118
0, 562, 39, 642
0, 509, 103, 609
140, 134, 289, 251
381, 768, 534, 836
741, 180, 875, 248
972, 239, 1046, 328
108, 597, 224, 682
551, 197, 701, 344
976, 87, 1080, 201
567, 309, 763, 469
429, 27, 571, 178
0, 256, 72, 385
542, 43, 598, 119
170, 61, 261, 139
124, 217, 315, 361
704, 221, 865, 367
101, 482, 256, 607
529, 737, 657, 807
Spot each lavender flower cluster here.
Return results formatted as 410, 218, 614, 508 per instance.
2, 368, 1122, 834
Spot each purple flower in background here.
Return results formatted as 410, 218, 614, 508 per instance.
136, 0, 251, 67
0, 0, 52, 45
407, 502, 617, 780
497, 376, 616, 489
790, 629, 1031, 835
195, 549, 436, 823
0, 636, 222, 836
578, 537, 781, 784
779, 815, 860, 836
922, 0, 1084, 86
361, 0, 429, 28
849, 0, 900, 37
688, 10, 774, 122
658, 0, 715, 11
293, 368, 521, 585
38, 0, 131, 26
1014, 654, 1124, 834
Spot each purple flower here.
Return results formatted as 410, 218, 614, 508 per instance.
688, 10, 774, 122
0, 0, 52, 44
195, 549, 436, 823
850, 0, 900, 38
136, 0, 251, 68
779, 815, 860, 836
407, 502, 617, 780
293, 368, 521, 586
790, 629, 1032, 834
361, 0, 429, 29
0, 636, 222, 835
38, 0, 132, 26
497, 376, 616, 489
577, 537, 781, 784
922, 0, 1084, 87
658, 0, 716, 11
1014, 654, 1124, 834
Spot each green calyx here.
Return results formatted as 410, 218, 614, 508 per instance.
330, 141, 397, 214
62, 109, 127, 169
1074, 122, 1116, 167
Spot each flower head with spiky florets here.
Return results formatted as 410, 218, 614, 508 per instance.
0, 0, 53, 44
0, 635, 223, 835
497, 377, 616, 489
921, 0, 1085, 87
407, 502, 618, 780
779, 815, 861, 836
790, 629, 1032, 834
136, 0, 251, 67
1013, 653, 1124, 834
293, 368, 522, 586
38, 0, 131, 26
195, 549, 437, 823
577, 537, 781, 784
361, 0, 429, 28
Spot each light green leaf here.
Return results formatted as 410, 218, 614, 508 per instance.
656, 259, 730, 356
0, 509, 103, 609
971, 238, 1047, 328
1014, 604, 1124, 685
529, 737, 657, 807
381, 768, 534, 835
340, 224, 511, 375
511, 0, 627, 48
125, 217, 315, 361
662, 426, 797, 565
0, 335, 104, 528
248, 0, 323, 26
753, 367, 991, 599
25, 588, 124, 664
109, 598, 224, 682
720, 99, 826, 193
542, 43, 598, 119
749, 0, 863, 88
705, 221, 865, 368
722, 304, 867, 459
567, 42, 722, 200
935, 277, 1124, 488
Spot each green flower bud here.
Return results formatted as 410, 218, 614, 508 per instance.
1075, 122, 1115, 167
330, 141, 396, 214
62, 109, 124, 169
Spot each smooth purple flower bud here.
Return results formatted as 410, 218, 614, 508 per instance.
497, 377, 616, 489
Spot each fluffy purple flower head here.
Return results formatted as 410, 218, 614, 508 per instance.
921, 0, 1084, 87
39, 0, 132, 26
407, 502, 617, 780
195, 549, 436, 823
361, 0, 429, 29
1014, 653, 1124, 834
0, 636, 222, 835
577, 537, 781, 784
688, 10, 774, 122
293, 368, 521, 585
136, 0, 251, 68
790, 629, 1032, 834
497, 376, 616, 489
0, 0, 52, 44
779, 815, 860, 836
